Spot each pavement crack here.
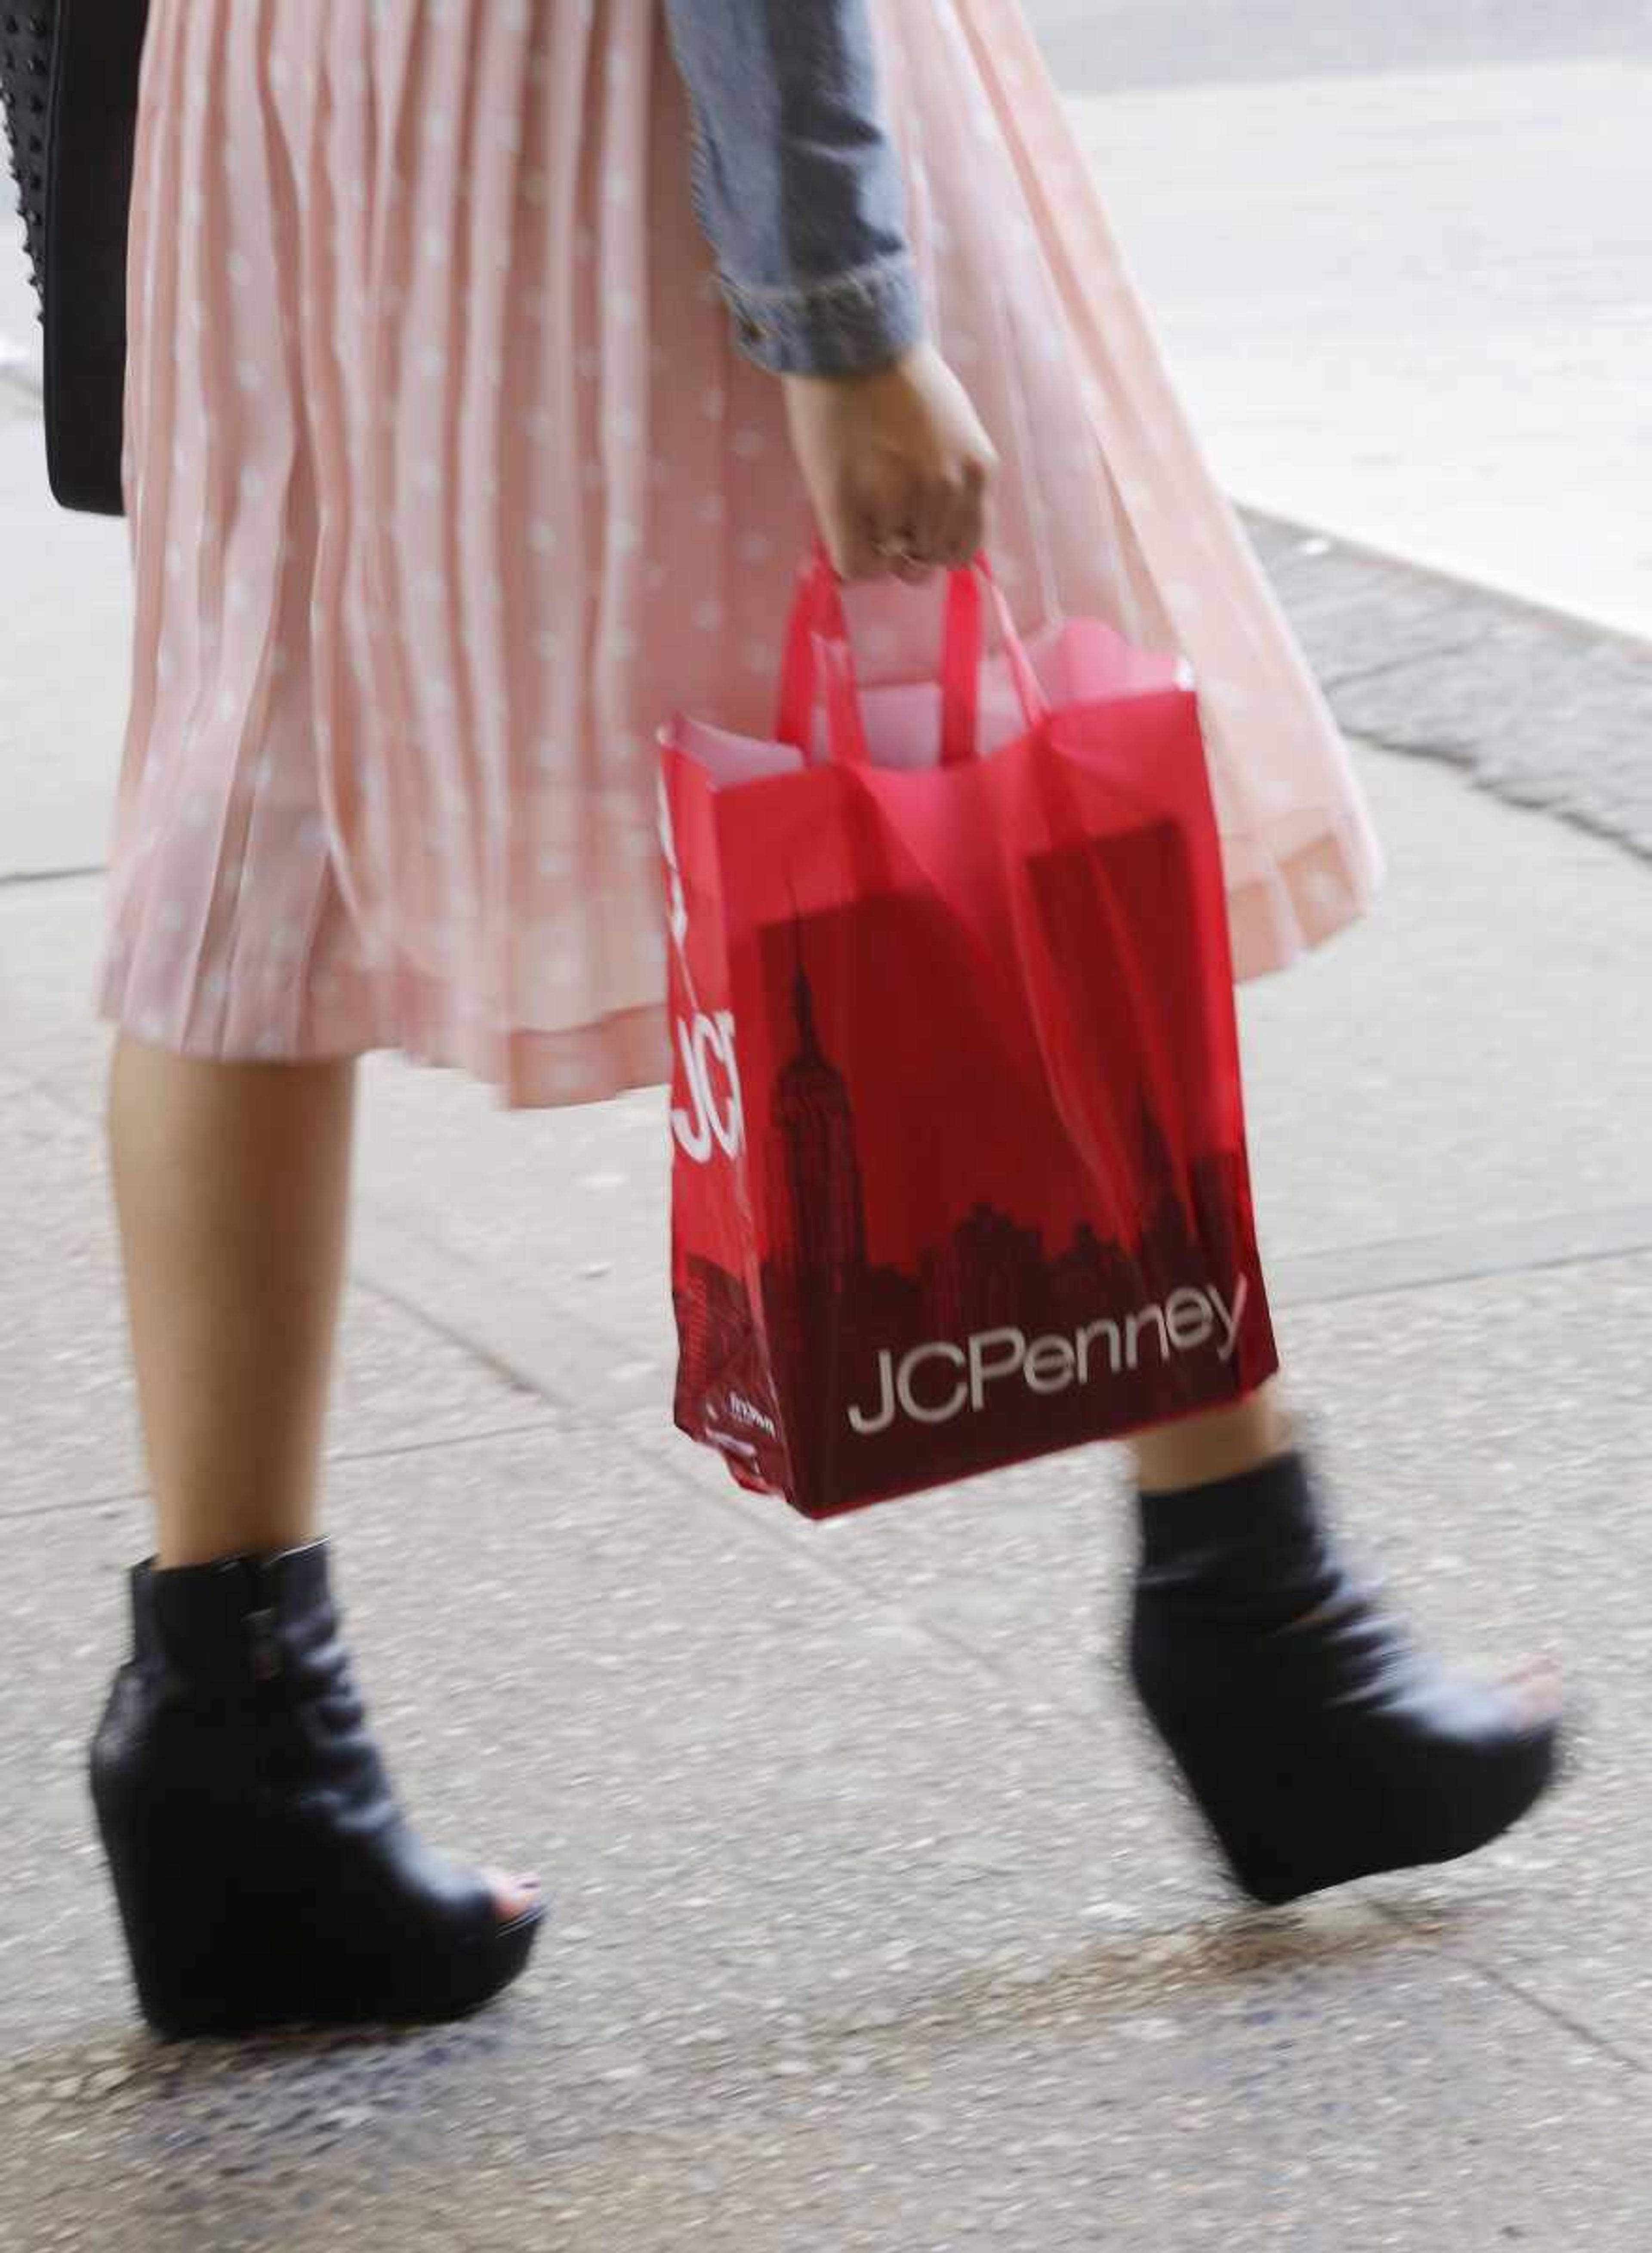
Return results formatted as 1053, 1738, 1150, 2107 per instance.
1354, 726, 1481, 767
0, 862, 107, 889
0, 1417, 567, 1526
1272, 1205, 1652, 1309
1372, 1899, 1651, 2076
1318, 633, 1487, 694
350, 1268, 572, 1409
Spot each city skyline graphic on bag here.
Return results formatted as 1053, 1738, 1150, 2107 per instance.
661, 550, 1278, 1520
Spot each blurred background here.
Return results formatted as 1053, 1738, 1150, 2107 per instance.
1024, 0, 1652, 635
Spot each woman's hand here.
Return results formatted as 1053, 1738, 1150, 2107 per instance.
782, 342, 998, 584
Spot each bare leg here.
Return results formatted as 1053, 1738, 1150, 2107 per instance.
1130, 1377, 1294, 1496
104, 1033, 534, 1917
107, 1039, 357, 1568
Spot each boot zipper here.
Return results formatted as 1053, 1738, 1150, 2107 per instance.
247, 1606, 282, 1682
240, 1558, 283, 1682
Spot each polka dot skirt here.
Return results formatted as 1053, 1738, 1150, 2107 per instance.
101, 0, 1381, 1109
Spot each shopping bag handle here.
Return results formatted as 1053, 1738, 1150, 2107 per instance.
775, 544, 872, 765
939, 559, 1050, 767
776, 540, 1049, 768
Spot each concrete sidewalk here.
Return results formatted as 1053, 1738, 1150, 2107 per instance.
1058, 56, 1652, 642
5, 709, 1652, 2250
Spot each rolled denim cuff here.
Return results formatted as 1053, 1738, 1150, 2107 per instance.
720, 250, 925, 377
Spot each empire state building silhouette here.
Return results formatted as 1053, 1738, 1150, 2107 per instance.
767, 921, 868, 1282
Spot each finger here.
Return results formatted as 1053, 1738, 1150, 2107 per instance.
867, 488, 934, 586
865, 511, 928, 581
825, 493, 891, 585
907, 482, 954, 578
841, 533, 891, 585
866, 518, 933, 588
934, 482, 981, 571
930, 493, 971, 572
892, 541, 937, 589
946, 461, 992, 568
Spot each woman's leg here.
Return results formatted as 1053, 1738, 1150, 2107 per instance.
1122, 1367, 1561, 1903
1129, 1370, 1559, 1665
107, 1038, 355, 1568
1129, 1377, 1294, 1497
103, 1033, 535, 1930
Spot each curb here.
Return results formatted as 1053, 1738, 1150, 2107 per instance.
1243, 510, 1652, 863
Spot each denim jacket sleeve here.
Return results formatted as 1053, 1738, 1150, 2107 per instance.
663, 0, 924, 377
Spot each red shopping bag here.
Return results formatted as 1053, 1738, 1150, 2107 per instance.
660, 552, 1278, 1521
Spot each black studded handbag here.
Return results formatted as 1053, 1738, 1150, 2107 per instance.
0, 0, 150, 515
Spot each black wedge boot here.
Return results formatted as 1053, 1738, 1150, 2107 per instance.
89, 1541, 545, 2038
1128, 1452, 1563, 1907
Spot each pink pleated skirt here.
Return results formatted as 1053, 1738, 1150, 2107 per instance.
100, 0, 1383, 1109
